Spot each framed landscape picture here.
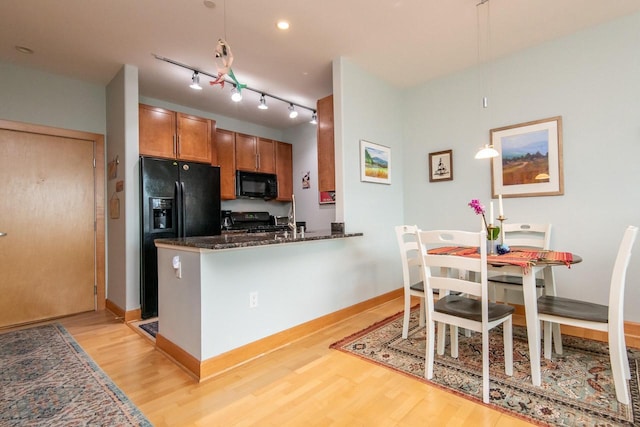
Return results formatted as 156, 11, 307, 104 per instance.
428, 149, 453, 182
491, 116, 564, 198
360, 140, 391, 184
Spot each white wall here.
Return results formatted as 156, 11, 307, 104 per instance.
106, 65, 140, 311
0, 61, 105, 134
401, 13, 640, 319
284, 122, 336, 232
333, 57, 406, 297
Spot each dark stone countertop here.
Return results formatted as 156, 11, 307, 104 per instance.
154, 230, 363, 251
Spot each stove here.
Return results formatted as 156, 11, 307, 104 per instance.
223, 211, 289, 233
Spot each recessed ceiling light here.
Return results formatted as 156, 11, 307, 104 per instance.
203, 0, 216, 9
15, 45, 34, 54
276, 20, 290, 30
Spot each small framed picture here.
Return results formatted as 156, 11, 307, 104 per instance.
360, 140, 391, 184
428, 150, 453, 182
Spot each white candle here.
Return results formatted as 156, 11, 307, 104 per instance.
489, 202, 494, 225
498, 194, 504, 217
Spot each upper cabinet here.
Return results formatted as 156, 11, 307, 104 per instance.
317, 95, 335, 192
275, 141, 293, 202
235, 133, 275, 173
139, 104, 212, 163
213, 128, 236, 200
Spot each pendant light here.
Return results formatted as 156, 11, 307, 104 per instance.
474, 0, 498, 160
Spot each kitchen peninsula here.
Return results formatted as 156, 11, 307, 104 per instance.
154, 230, 364, 380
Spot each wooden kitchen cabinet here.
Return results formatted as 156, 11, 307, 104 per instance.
139, 104, 212, 163
317, 95, 335, 192
214, 128, 237, 200
275, 141, 293, 201
235, 133, 275, 173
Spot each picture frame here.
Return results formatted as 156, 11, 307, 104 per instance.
428, 149, 453, 182
360, 140, 391, 184
490, 116, 563, 198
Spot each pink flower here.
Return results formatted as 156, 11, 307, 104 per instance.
468, 199, 485, 216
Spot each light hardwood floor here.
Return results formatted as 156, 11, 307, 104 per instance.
53, 298, 532, 426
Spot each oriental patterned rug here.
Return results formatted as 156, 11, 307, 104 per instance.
330, 307, 640, 426
0, 323, 151, 426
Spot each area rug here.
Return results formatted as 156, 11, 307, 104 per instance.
330, 307, 640, 426
0, 323, 152, 426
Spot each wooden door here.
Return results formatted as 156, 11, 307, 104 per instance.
275, 141, 293, 201
177, 113, 211, 163
257, 138, 275, 173
317, 95, 335, 192
215, 129, 237, 200
0, 129, 96, 327
139, 104, 176, 159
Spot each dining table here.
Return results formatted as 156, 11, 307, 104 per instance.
428, 246, 582, 387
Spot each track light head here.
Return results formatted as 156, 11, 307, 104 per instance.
258, 94, 268, 110
189, 71, 202, 90
288, 104, 298, 119
310, 111, 318, 124
231, 85, 242, 102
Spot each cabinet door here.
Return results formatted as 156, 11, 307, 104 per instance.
139, 104, 176, 159
177, 113, 211, 163
275, 141, 293, 201
235, 132, 257, 171
317, 95, 335, 192
257, 137, 275, 173
215, 129, 237, 200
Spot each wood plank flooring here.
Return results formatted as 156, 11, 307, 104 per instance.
52, 298, 533, 426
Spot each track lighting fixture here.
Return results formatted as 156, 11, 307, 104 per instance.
189, 72, 202, 90
153, 54, 318, 124
258, 94, 268, 110
230, 86, 242, 102
288, 104, 298, 119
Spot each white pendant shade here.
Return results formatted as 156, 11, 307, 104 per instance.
474, 144, 499, 159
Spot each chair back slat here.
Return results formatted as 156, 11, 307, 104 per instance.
395, 225, 421, 289
503, 223, 551, 249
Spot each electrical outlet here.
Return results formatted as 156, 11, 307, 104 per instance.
249, 291, 258, 308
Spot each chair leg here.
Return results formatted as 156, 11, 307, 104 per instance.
482, 328, 490, 404
425, 319, 436, 380
402, 292, 411, 339
437, 322, 446, 355
609, 325, 630, 404
504, 317, 513, 377
418, 297, 426, 327
450, 325, 459, 358
543, 321, 552, 359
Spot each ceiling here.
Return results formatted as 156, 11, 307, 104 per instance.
2, 0, 639, 130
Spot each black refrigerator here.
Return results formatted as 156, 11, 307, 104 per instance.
140, 157, 221, 319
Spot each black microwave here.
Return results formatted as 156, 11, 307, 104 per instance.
236, 170, 278, 199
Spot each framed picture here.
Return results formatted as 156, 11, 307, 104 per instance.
491, 116, 563, 198
360, 140, 391, 184
428, 149, 453, 182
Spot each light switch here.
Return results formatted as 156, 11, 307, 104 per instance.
172, 255, 182, 279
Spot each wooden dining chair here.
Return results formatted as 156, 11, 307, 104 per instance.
538, 225, 638, 405
488, 223, 552, 303
418, 229, 514, 404
395, 225, 425, 339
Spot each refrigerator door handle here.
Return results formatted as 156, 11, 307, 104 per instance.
180, 181, 186, 238
175, 180, 182, 237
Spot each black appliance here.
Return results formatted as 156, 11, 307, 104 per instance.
226, 211, 289, 233
140, 157, 221, 318
236, 170, 278, 199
